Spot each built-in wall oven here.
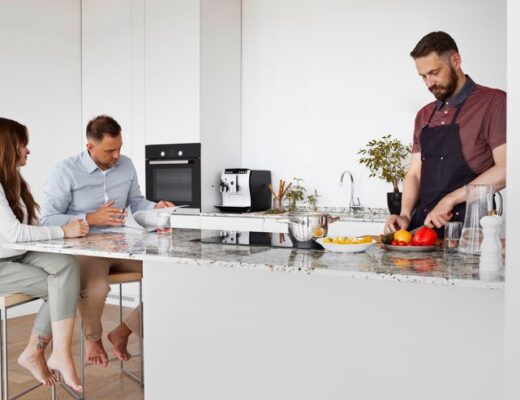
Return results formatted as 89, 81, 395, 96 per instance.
145, 143, 201, 212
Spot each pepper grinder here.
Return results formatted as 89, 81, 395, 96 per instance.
479, 215, 503, 272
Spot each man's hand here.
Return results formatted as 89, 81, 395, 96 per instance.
424, 195, 455, 228
62, 219, 90, 238
85, 200, 127, 227
155, 200, 175, 208
385, 215, 411, 233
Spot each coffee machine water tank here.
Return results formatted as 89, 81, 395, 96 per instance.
217, 169, 271, 213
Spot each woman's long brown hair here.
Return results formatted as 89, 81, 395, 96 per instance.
0, 118, 39, 224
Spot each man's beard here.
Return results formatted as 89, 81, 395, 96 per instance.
429, 67, 459, 101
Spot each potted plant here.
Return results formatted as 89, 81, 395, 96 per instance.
284, 178, 306, 212
357, 135, 411, 214
306, 189, 320, 212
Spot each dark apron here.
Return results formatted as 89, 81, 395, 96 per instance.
409, 99, 477, 238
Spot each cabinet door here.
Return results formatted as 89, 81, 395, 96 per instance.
262, 218, 288, 233
200, 216, 264, 231
328, 221, 385, 237
170, 215, 201, 229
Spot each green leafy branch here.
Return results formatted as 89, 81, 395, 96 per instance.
357, 134, 411, 193
285, 178, 306, 212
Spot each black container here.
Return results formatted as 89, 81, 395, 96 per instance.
387, 192, 402, 215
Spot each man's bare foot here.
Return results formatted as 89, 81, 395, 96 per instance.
18, 336, 57, 386
107, 323, 132, 362
47, 353, 83, 393
85, 339, 109, 367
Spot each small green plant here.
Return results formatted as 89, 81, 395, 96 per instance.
306, 189, 320, 212
285, 178, 306, 212
357, 134, 411, 193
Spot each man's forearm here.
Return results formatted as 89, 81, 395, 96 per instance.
443, 164, 506, 207
400, 173, 420, 219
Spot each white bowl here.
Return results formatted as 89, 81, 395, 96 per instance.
315, 238, 376, 253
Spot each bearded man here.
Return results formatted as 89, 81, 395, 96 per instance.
385, 31, 506, 236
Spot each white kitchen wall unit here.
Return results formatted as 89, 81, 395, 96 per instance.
82, 0, 241, 209
200, 0, 242, 212
145, 0, 200, 145
82, 0, 146, 184
145, 0, 242, 212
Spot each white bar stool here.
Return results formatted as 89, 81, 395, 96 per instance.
0, 293, 56, 400
62, 271, 144, 400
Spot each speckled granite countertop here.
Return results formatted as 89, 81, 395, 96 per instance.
196, 207, 389, 223
3, 228, 503, 290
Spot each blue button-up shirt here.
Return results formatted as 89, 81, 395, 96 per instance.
40, 151, 155, 226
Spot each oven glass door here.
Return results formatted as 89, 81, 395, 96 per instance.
146, 159, 201, 208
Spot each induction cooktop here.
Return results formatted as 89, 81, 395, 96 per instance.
195, 231, 323, 250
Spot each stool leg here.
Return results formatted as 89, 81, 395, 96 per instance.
139, 280, 144, 387
118, 284, 123, 371
1, 308, 8, 400
80, 321, 85, 400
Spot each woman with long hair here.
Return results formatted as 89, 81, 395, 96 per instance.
0, 117, 89, 392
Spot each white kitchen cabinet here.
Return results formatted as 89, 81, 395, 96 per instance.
200, 216, 264, 231
328, 221, 384, 237
171, 214, 384, 235
170, 215, 201, 229
262, 218, 288, 233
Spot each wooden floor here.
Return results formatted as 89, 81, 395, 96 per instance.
3, 304, 144, 400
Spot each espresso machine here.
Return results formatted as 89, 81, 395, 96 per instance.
216, 169, 271, 212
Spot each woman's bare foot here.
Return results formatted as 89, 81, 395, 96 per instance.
18, 348, 56, 387
107, 323, 132, 361
47, 353, 83, 393
85, 339, 109, 367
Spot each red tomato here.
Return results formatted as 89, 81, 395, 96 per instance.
412, 226, 438, 246
391, 239, 399, 245
398, 241, 408, 246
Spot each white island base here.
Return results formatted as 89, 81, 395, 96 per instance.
143, 260, 503, 400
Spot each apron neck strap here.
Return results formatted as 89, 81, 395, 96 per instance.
450, 99, 467, 124
425, 98, 468, 128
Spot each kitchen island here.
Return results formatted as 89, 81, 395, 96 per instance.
4, 229, 504, 400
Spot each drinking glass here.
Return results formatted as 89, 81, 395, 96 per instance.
444, 222, 463, 253
157, 211, 172, 234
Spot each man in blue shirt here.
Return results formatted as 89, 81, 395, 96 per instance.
41, 115, 173, 366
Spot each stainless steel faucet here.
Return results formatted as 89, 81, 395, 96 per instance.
340, 170, 362, 213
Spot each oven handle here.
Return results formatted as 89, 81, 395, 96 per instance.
148, 160, 190, 165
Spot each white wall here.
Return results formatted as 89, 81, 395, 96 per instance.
0, 0, 82, 201
503, 0, 520, 398
242, 0, 507, 209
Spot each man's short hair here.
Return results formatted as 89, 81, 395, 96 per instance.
410, 31, 459, 59
86, 115, 121, 141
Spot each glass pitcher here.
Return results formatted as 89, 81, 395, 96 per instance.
458, 184, 503, 254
